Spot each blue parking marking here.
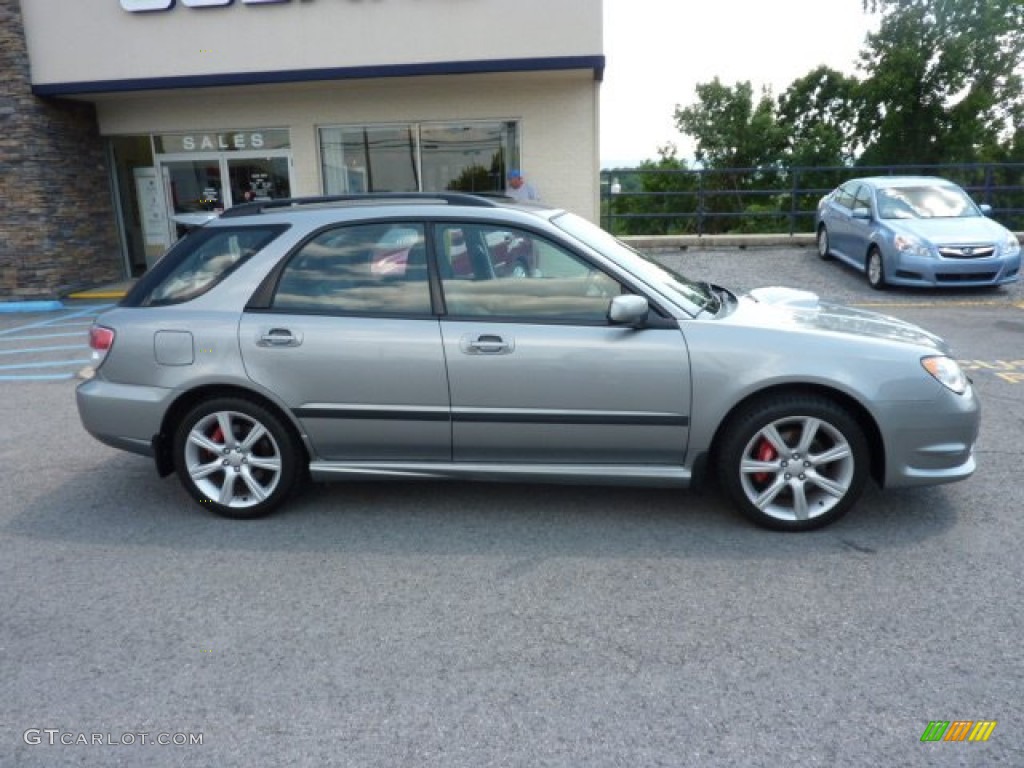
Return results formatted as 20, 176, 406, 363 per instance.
0, 304, 112, 382
0, 331, 87, 342
0, 304, 114, 337
0, 359, 92, 371
0, 345, 84, 356
0, 372, 76, 382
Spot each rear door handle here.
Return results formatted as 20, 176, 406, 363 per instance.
461, 333, 514, 355
257, 328, 302, 347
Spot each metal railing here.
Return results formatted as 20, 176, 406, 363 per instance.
600, 163, 1024, 236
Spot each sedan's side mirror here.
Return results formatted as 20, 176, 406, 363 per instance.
852, 207, 871, 220
608, 294, 649, 328
979, 203, 993, 215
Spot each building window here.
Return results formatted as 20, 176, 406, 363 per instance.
320, 121, 519, 195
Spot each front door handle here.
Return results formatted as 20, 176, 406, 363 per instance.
257, 328, 302, 347
461, 333, 514, 355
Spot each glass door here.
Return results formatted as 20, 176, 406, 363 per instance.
227, 156, 292, 204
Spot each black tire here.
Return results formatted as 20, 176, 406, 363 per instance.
717, 394, 869, 532
866, 247, 886, 290
816, 225, 832, 260
172, 397, 301, 519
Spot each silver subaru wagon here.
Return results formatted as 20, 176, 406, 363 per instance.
76, 194, 979, 531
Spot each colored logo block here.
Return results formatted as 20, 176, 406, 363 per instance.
920, 720, 997, 742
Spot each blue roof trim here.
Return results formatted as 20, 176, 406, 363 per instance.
32, 55, 605, 96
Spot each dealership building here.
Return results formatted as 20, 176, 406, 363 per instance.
2, 0, 604, 299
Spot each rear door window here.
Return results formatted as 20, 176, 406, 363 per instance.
271, 222, 431, 316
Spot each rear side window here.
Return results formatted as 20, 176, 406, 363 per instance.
124, 226, 285, 307
271, 222, 431, 315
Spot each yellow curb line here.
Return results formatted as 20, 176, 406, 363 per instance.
66, 291, 128, 299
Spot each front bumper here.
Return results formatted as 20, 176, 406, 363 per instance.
878, 385, 981, 488
888, 250, 1021, 287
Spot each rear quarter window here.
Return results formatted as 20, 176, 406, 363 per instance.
123, 225, 287, 307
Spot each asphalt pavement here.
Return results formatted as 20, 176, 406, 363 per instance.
1, 245, 1021, 767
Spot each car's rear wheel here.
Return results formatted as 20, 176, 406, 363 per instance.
816, 225, 832, 260
173, 397, 300, 519
866, 247, 886, 290
717, 394, 869, 531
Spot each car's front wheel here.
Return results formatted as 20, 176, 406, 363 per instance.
816, 225, 832, 260
172, 397, 301, 519
717, 394, 869, 531
866, 247, 886, 290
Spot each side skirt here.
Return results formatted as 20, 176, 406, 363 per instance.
308, 461, 691, 487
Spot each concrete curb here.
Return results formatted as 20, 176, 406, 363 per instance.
621, 233, 817, 250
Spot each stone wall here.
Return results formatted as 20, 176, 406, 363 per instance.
0, 0, 122, 300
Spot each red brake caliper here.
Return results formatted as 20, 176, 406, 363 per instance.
752, 439, 777, 484
205, 425, 225, 462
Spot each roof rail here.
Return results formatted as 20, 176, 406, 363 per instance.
219, 192, 508, 218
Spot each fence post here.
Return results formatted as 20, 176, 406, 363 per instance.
697, 170, 704, 236
790, 168, 799, 236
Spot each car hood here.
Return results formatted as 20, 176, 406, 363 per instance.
887, 216, 1008, 244
738, 286, 948, 352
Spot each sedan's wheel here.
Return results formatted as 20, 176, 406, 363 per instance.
173, 397, 300, 519
718, 395, 869, 531
816, 226, 832, 260
866, 247, 886, 290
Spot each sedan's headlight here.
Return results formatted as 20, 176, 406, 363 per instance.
894, 235, 932, 258
922, 356, 968, 394
1003, 233, 1020, 257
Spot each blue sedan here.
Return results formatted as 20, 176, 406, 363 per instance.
815, 176, 1021, 289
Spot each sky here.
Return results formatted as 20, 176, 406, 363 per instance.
600, 0, 879, 168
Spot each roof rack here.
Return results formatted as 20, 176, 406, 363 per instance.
219, 192, 508, 218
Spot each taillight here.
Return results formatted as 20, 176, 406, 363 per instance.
89, 325, 115, 362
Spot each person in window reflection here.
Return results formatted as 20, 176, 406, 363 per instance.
505, 169, 540, 202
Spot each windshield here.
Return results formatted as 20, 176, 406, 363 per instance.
876, 184, 982, 220
551, 212, 718, 313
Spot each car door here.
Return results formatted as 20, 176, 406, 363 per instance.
846, 183, 876, 263
239, 221, 451, 461
435, 222, 691, 465
823, 182, 859, 261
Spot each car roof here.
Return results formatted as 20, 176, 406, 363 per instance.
194, 193, 564, 231
846, 176, 959, 189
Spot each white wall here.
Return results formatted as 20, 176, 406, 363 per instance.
95, 70, 601, 220
21, 0, 602, 86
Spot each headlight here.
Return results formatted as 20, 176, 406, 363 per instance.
922, 356, 968, 394
894, 235, 932, 258
1004, 233, 1020, 257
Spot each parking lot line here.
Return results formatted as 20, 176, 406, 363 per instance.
0, 359, 92, 371
0, 372, 76, 382
0, 344, 85, 356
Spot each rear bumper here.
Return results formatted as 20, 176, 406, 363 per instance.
75, 378, 175, 459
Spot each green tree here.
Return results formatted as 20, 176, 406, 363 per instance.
674, 79, 786, 169
777, 66, 862, 168
857, 0, 1024, 165
673, 80, 788, 232
606, 145, 698, 236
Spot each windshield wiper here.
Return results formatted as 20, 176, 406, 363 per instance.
695, 280, 722, 315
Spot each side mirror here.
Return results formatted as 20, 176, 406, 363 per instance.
851, 207, 871, 220
979, 203, 993, 215
608, 294, 649, 327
